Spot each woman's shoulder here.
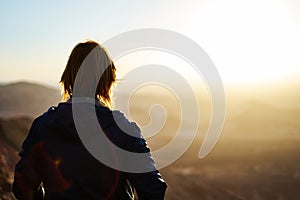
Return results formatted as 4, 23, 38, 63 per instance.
111, 110, 142, 138
33, 103, 72, 125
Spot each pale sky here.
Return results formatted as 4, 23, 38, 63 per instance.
1, 0, 300, 87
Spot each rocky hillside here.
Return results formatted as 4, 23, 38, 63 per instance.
0, 115, 33, 199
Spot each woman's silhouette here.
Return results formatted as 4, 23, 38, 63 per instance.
13, 41, 167, 200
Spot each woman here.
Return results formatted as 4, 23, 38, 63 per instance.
13, 41, 167, 200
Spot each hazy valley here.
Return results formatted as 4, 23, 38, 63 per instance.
0, 78, 300, 199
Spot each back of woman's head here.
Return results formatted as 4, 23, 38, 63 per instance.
60, 40, 116, 106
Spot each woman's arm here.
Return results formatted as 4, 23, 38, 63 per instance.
127, 135, 167, 200
13, 118, 43, 200
109, 110, 168, 199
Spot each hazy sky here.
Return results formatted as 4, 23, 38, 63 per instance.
1, 0, 300, 86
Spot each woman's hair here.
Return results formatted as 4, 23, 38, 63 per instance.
60, 40, 116, 106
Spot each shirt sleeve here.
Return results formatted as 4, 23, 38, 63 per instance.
13, 117, 43, 200
112, 110, 167, 200
127, 137, 167, 200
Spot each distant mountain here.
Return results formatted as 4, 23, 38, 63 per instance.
0, 82, 61, 117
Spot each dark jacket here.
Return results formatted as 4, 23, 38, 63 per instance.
13, 101, 167, 200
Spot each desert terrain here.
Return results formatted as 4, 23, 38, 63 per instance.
0, 78, 299, 199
